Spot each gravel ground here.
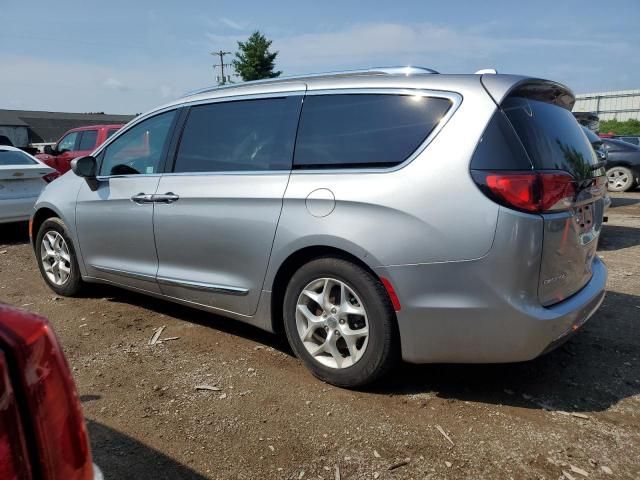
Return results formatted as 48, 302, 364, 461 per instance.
1, 192, 639, 480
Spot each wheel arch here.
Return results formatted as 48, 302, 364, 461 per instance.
269, 245, 397, 335
30, 206, 63, 249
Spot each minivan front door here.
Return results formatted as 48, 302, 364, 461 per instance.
153, 93, 304, 316
76, 110, 177, 293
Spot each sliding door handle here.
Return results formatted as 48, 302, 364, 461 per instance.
153, 192, 179, 204
130, 193, 154, 204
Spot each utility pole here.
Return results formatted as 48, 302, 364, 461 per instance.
211, 50, 233, 85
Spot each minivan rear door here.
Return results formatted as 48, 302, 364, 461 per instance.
153, 86, 305, 316
501, 95, 606, 305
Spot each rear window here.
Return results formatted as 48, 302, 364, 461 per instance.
0, 149, 37, 166
502, 97, 599, 180
294, 94, 452, 169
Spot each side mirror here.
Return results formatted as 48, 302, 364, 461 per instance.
44, 145, 55, 155
71, 156, 99, 191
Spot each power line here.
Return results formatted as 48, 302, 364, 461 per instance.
211, 50, 233, 85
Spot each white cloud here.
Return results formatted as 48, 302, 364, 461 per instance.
220, 17, 244, 31
102, 77, 128, 91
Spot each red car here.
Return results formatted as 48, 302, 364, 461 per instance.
0, 304, 101, 479
36, 125, 123, 174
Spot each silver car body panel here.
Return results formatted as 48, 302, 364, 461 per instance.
32, 71, 607, 362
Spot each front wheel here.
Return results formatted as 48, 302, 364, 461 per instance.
283, 257, 398, 388
35, 217, 83, 296
607, 166, 635, 192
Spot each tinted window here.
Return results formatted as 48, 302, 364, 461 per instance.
619, 136, 639, 146
106, 129, 119, 139
174, 97, 300, 173
470, 110, 532, 170
294, 94, 452, 169
0, 149, 37, 166
502, 97, 599, 180
99, 111, 176, 176
78, 130, 98, 150
57, 132, 78, 152
604, 140, 636, 152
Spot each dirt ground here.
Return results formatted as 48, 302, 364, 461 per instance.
1, 192, 639, 480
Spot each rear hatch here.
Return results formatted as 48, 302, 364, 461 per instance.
472, 80, 606, 306
502, 94, 606, 305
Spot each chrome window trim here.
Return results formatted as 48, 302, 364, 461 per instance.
180, 89, 305, 109
94, 88, 460, 178
293, 88, 462, 175
160, 170, 290, 177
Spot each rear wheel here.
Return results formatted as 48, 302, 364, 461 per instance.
35, 218, 83, 296
607, 166, 635, 192
283, 257, 398, 388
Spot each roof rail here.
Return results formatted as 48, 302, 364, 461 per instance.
182, 66, 440, 98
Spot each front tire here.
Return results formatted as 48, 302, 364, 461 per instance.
35, 217, 83, 296
607, 166, 635, 192
283, 257, 398, 388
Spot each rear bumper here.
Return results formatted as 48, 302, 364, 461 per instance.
0, 196, 37, 224
379, 256, 606, 364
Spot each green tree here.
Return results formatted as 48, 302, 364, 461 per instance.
233, 31, 282, 81
598, 119, 640, 135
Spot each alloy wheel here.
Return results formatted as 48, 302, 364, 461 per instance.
607, 168, 632, 191
295, 277, 369, 369
41, 231, 72, 286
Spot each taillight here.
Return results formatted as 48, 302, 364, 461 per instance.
0, 305, 93, 480
472, 170, 576, 213
42, 173, 60, 184
0, 351, 32, 480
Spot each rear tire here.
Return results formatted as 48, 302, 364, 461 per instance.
607, 166, 635, 192
35, 217, 83, 296
283, 256, 398, 388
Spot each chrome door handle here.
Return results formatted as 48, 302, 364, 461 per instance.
153, 192, 179, 204
130, 193, 154, 204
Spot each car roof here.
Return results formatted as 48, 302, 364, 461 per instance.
168, 69, 529, 106
127, 68, 573, 125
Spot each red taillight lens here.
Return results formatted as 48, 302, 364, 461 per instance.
42, 173, 60, 184
0, 351, 32, 480
473, 171, 576, 213
0, 305, 93, 480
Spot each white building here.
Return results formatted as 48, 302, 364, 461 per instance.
573, 89, 640, 121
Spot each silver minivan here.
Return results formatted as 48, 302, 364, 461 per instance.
31, 68, 607, 387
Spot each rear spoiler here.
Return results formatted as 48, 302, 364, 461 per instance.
480, 74, 576, 111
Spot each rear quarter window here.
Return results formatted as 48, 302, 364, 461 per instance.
293, 94, 452, 169
502, 97, 599, 180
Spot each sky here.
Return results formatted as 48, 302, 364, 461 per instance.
1, 0, 638, 114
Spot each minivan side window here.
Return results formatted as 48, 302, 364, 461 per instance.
99, 111, 176, 176
293, 94, 452, 169
78, 130, 98, 151
173, 96, 301, 173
